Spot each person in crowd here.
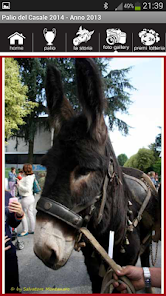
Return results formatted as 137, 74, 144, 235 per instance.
155, 173, 159, 190
17, 169, 24, 181
8, 167, 17, 197
148, 171, 156, 187
15, 170, 24, 199
113, 265, 161, 292
5, 190, 24, 293
16, 164, 36, 237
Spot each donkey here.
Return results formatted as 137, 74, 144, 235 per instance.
34, 58, 159, 293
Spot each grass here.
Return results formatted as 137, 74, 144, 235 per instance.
5, 168, 11, 178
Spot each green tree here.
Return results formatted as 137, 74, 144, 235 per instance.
117, 154, 128, 166
102, 62, 134, 135
13, 58, 135, 163
152, 158, 161, 177
136, 148, 155, 171
5, 58, 36, 140
124, 154, 138, 168
148, 129, 161, 176
124, 148, 155, 172
155, 129, 161, 152
14, 58, 47, 163
149, 128, 161, 158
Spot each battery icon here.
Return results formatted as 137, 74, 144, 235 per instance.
135, 2, 141, 10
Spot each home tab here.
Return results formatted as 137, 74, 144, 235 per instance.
0, 24, 32, 51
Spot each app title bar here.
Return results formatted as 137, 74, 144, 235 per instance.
0, 12, 166, 23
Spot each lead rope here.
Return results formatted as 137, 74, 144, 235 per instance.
101, 269, 134, 294
79, 227, 136, 294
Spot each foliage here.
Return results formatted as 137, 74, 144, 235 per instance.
102, 64, 134, 135
148, 142, 160, 159
5, 58, 37, 140
152, 158, 161, 177
117, 154, 128, 166
155, 132, 161, 151
148, 128, 161, 176
5, 168, 10, 178
149, 128, 161, 157
124, 148, 155, 172
13, 58, 49, 162
124, 154, 137, 168
125, 126, 162, 176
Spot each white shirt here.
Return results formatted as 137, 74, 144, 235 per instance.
18, 174, 35, 197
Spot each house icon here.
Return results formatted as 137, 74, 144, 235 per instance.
8, 32, 26, 45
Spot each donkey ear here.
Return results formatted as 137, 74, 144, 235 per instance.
75, 58, 107, 143
46, 65, 74, 131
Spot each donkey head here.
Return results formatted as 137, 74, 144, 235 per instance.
34, 58, 110, 270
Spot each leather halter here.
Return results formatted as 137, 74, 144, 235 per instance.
36, 197, 84, 229
36, 158, 114, 230
36, 193, 101, 229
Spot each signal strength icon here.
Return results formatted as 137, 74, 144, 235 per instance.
115, 3, 123, 10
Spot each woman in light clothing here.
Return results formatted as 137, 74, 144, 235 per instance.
16, 164, 35, 237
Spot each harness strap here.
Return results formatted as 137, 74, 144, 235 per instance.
97, 174, 109, 224
80, 227, 136, 294
142, 173, 158, 196
97, 159, 121, 225
132, 189, 151, 228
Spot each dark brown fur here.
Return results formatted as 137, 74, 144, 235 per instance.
39, 58, 159, 293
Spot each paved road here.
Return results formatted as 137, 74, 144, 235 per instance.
15, 194, 161, 294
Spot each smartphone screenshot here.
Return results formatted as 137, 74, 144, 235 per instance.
2, 0, 164, 294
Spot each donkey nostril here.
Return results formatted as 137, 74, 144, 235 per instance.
49, 249, 57, 266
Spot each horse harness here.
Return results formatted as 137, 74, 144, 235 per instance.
36, 159, 158, 294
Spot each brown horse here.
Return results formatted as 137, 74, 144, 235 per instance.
34, 58, 159, 293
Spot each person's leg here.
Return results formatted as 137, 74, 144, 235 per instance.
8, 181, 12, 192
5, 254, 21, 293
21, 215, 28, 234
8, 182, 15, 197
11, 182, 16, 197
27, 198, 35, 232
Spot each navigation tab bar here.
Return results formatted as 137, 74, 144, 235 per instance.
0, 24, 165, 52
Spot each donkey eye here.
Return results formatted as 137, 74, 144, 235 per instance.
75, 167, 91, 178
